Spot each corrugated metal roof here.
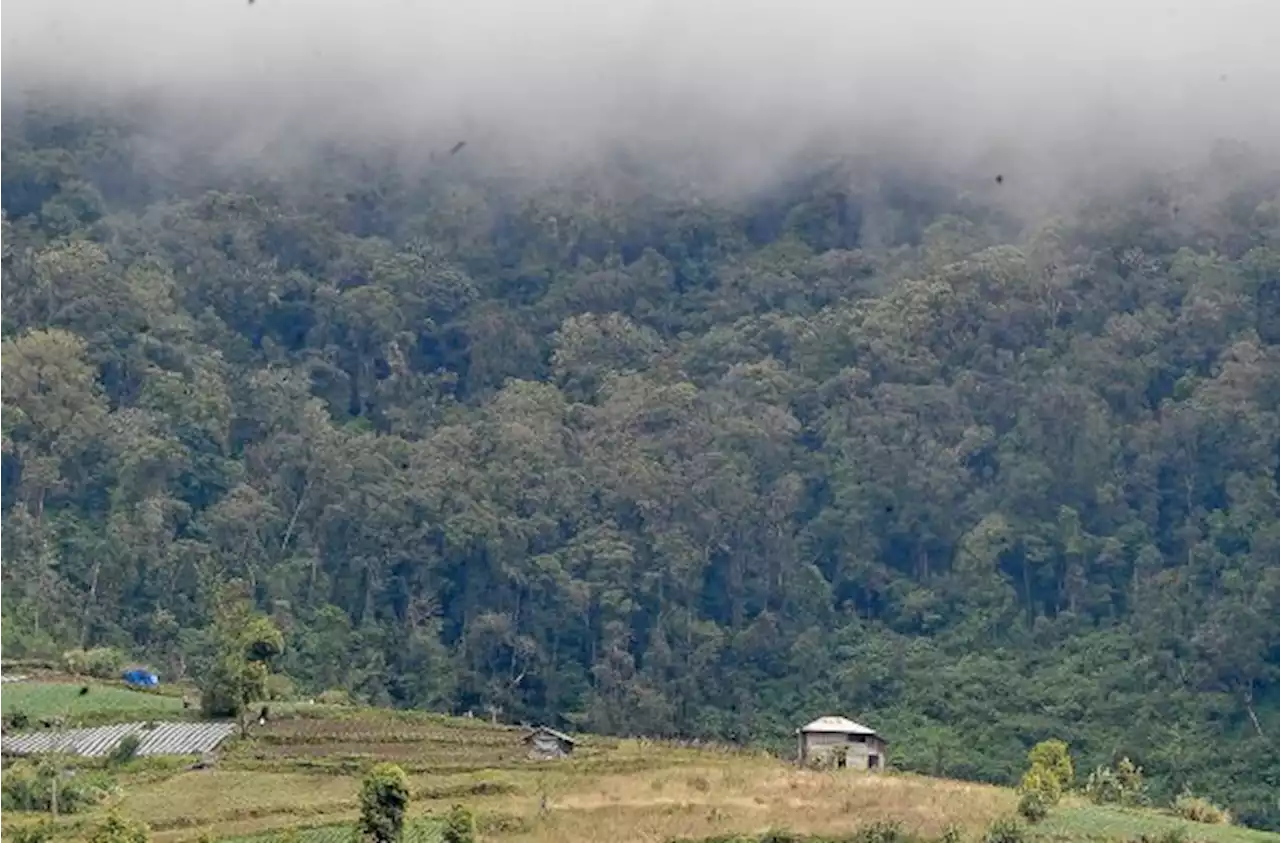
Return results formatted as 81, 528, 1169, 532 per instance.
1, 721, 236, 758
524, 725, 576, 745
798, 716, 879, 736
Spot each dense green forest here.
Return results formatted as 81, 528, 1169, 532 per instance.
2, 107, 1278, 828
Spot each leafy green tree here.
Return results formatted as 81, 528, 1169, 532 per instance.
357, 763, 410, 843
199, 584, 284, 735
3, 109, 1280, 831
1026, 740, 1074, 793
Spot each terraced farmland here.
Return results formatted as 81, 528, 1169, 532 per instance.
218, 819, 443, 843
226, 710, 608, 774
6, 705, 1278, 843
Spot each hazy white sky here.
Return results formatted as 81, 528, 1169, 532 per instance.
3, 0, 1278, 182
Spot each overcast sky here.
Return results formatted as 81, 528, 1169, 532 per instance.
4, 0, 1279, 187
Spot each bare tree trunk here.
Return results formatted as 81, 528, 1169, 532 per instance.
1244, 684, 1266, 738
82, 560, 102, 647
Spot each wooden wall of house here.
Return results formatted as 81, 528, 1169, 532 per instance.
799, 732, 886, 770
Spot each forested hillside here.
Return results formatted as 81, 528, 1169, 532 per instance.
3, 108, 1279, 828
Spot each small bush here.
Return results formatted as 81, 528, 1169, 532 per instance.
62, 647, 126, 679
109, 734, 142, 766
982, 817, 1026, 843
87, 810, 150, 843
358, 763, 410, 843
688, 774, 712, 792
1131, 830, 1187, 843
442, 804, 476, 843
1019, 766, 1062, 806
1, 763, 116, 814
9, 821, 55, 843
856, 820, 908, 843
1173, 792, 1231, 825
317, 688, 352, 706
759, 832, 802, 843
1017, 789, 1049, 824
7, 710, 31, 730
1026, 740, 1074, 791
474, 813, 532, 835
265, 674, 296, 701
1084, 757, 1147, 807
936, 826, 964, 843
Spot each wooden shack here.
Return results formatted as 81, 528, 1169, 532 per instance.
524, 725, 576, 760
796, 716, 887, 770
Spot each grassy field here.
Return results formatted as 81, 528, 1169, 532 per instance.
1038, 803, 1280, 843
1, 680, 185, 723
3, 704, 1277, 843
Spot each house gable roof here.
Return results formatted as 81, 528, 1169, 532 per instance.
524, 725, 576, 745
797, 716, 880, 737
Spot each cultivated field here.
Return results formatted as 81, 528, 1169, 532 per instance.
3, 704, 1278, 843
1, 680, 185, 724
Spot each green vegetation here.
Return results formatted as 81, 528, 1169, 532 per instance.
0, 682, 183, 724
1017, 740, 1073, 822
2, 706, 1277, 843
109, 734, 144, 767
441, 805, 475, 843
1, 760, 118, 814
1085, 758, 1150, 808
216, 822, 443, 843
1041, 804, 1275, 843
2, 105, 1278, 835
357, 763, 411, 843
86, 811, 151, 843
61, 648, 127, 680
1174, 792, 1233, 826
199, 585, 285, 735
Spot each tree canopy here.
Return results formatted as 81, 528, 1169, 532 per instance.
2, 108, 1278, 829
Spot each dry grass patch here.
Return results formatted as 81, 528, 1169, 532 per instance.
115, 771, 360, 830
531, 763, 1013, 843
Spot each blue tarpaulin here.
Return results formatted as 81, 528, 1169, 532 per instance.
122, 669, 159, 687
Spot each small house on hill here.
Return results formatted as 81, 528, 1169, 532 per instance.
797, 716, 886, 770
524, 726, 576, 760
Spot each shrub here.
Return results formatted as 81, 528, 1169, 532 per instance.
1173, 792, 1231, 825
982, 818, 1026, 843
856, 820, 908, 843
109, 734, 142, 766
1016, 740, 1067, 822
357, 763, 410, 843
87, 811, 150, 843
317, 688, 352, 706
1, 763, 116, 814
1084, 757, 1147, 807
62, 647, 126, 679
936, 826, 964, 843
9, 821, 55, 843
8, 710, 31, 730
265, 673, 296, 701
1131, 830, 1187, 843
1018, 766, 1062, 806
1027, 739, 1074, 792
1016, 789, 1049, 824
759, 832, 802, 843
442, 804, 476, 843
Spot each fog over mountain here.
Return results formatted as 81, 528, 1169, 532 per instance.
5, 0, 1279, 196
